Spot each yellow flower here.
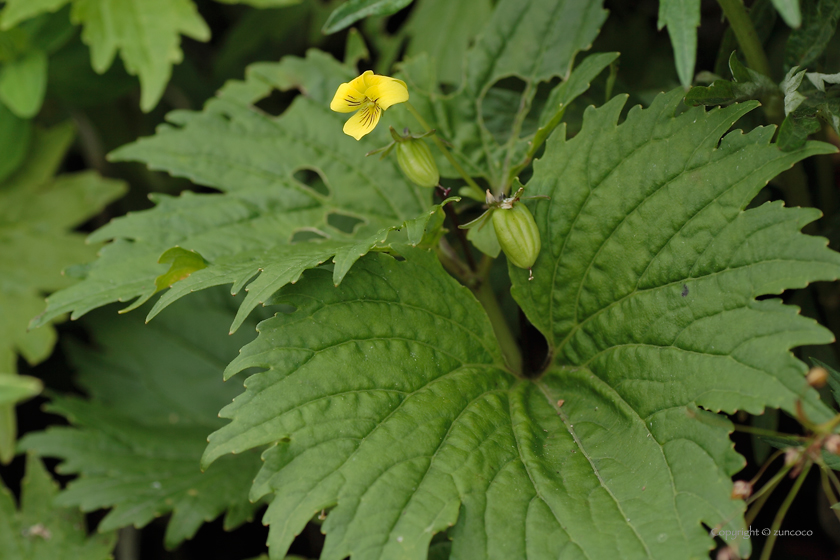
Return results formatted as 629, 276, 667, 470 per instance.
330, 71, 409, 140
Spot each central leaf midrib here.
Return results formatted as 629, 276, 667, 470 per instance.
545, 95, 681, 340
532, 377, 686, 556
565, 108, 745, 330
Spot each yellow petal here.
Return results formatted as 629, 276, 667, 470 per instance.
330, 81, 367, 113
364, 76, 409, 110
353, 71, 374, 90
343, 104, 381, 140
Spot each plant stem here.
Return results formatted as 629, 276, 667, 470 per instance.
716, 0, 784, 124
474, 281, 523, 375
408, 107, 521, 373
404, 102, 485, 199
435, 240, 474, 284
500, 82, 535, 195
116, 527, 140, 560
745, 462, 793, 525
818, 467, 840, 524
749, 449, 785, 486
731, 423, 806, 440
759, 461, 812, 560
716, 0, 771, 78
434, 245, 523, 374
436, 188, 477, 270
822, 458, 840, 496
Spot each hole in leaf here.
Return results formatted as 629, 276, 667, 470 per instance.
326, 212, 365, 234
253, 88, 296, 117
290, 229, 328, 243
293, 167, 331, 197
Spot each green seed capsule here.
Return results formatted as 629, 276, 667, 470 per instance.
492, 202, 541, 271
396, 138, 439, 188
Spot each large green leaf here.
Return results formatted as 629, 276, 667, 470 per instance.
0, 454, 116, 560
657, 0, 700, 88
32, 50, 431, 333
202, 246, 743, 560
19, 289, 265, 548
511, 89, 838, 424
0, 0, 211, 112
0, 123, 126, 463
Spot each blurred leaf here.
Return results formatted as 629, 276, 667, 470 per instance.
0, 123, 126, 462
72, 0, 210, 112
785, 0, 840, 71
215, 0, 302, 6
323, 0, 413, 34
0, 454, 116, 560
402, 0, 492, 85
22, 7, 76, 53
0, 375, 41, 407
0, 50, 47, 118
0, 103, 31, 183
20, 290, 267, 548
47, 38, 136, 107
1, 0, 211, 111
344, 28, 369, 69
0, 0, 70, 30
686, 51, 778, 106
657, 0, 700, 88
213, 1, 326, 83
771, 0, 801, 27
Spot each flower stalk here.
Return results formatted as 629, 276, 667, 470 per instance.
403, 101, 485, 200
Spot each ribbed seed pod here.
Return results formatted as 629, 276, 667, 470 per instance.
492, 202, 541, 270
396, 138, 439, 188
